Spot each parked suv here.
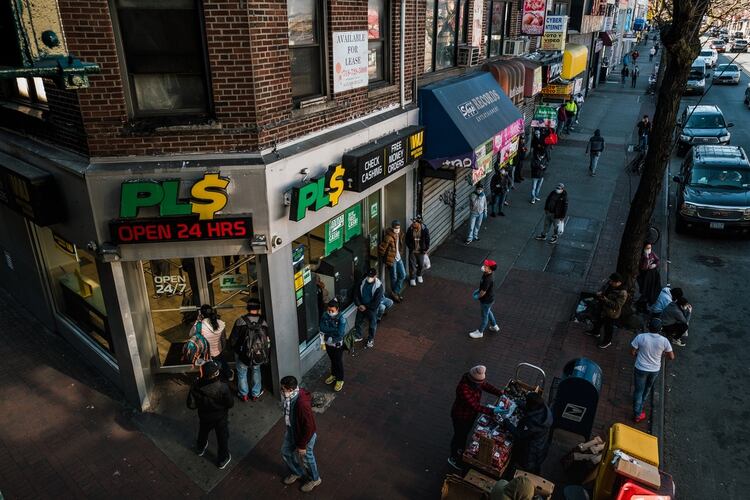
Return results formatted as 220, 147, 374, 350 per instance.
732, 39, 748, 52
673, 146, 750, 233
676, 105, 733, 156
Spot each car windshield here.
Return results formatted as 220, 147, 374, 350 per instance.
690, 166, 750, 189
700, 51, 713, 56
689, 69, 705, 79
685, 113, 725, 128
716, 65, 739, 72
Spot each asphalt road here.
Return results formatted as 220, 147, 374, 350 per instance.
662, 51, 750, 499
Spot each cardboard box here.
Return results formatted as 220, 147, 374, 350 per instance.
464, 469, 497, 493
441, 474, 488, 500
513, 470, 555, 497
614, 456, 661, 489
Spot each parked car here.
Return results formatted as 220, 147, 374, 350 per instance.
676, 105, 734, 156
673, 145, 750, 234
698, 49, 718, 67
685, 59, 707, 95
732, 39, 749, 52
734, 31, 744, 39
745, 84, 750, 107
712, 63, 741, 84
711, 39, 727, 52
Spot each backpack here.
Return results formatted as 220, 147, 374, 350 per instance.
544, 131, 558, 146
182, 321, 210, 366
243, 317, 271, 365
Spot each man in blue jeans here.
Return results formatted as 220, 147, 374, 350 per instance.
469, 259, 500, 339
378, 220, 406, 302
354, 268, 387, 349
228, 298, 270, 402
466, 183, 488, 244
630, 318, 674, 423
280, 376, 321, 493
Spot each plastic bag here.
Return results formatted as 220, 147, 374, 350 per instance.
423, 253, 431, 270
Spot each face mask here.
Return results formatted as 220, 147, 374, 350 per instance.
556, 189, 563, 194
644, 249, 651, 255
480, 266, 486, 273
367, 277, 376, 283
393, 228, 400, 234
329, 311, 338, 317
477, 190, 483, 195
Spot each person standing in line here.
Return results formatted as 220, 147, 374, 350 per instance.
490, 166, 511, 217
280, 376, 322, 493
229, 298, 271, 402
353, 268, 385, 349
585, 273, 628, 349
637, 241, 662, 307
632, 49, 640, 64
465, 183, 488, 244
530, 149, 547, 204
187, 360, 234, 469
319, 299, 346, 392
556, 104, 568, 135
378, 220, 406, 302
631, 64, 640, 88
469, 259, 500, 339
564, 97, 578, 133
190, 304, 233, 381
514, 133, 528, 183
406, 216, 430, 287
621, 65, 629, 84
637, 114, 652, 151
534, 183, 568, 245
574, 92, 585, 125
661, 297, 693, 347
630, 318, 674, 423
585, 129, 606, 176
447, 365, 504, 469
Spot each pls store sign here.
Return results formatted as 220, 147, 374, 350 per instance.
110, 173, 252, 244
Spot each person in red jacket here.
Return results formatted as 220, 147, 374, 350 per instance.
448, 365, 504, 469
280, 376, 321, 493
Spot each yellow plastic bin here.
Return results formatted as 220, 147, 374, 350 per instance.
593, 423, 659, 500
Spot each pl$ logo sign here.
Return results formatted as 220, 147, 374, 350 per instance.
119, 173, 229, 220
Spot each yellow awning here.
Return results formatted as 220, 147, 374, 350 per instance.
562, 44, 589, 80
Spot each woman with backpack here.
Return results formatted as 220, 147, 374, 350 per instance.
189, 304, 232, 381
229, 298, 271, 402
319, 299, 347, 392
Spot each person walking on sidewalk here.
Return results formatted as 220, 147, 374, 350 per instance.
280, 376, 322, 493
621, 65, 630, 84
466, 183, 488, 244
661, 297, 693, 347
586, 129, 605, 176
637, 241, 662, 308
187, 360, 234, 469
190, 305, 233, 381
585, 273, 628, 349
353, 268, 386, 349
319, 299, 346, 392
469, 259, 500, 339
630, 318, 674, 424
564, 98, 578, 133
510, 392, 553, 475
490, 166, 511, 217
448, 365, 504, 470
514, 133, 528, 183
530, 149, 547, 204
649, 46, 656, 61
228, 298, 271, 402
637, 115, 652, 151
406, 216, 430, 287
556, 105, 568, 135
535, 183, 568, 245
378, 220, 406, 302
631, 64, 640, 88
574, 92, 585, 125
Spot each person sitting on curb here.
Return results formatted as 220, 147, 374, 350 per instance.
661, 296, 692, 347
406, 215, 430, 287
490, 476, 535, 500
585, 273, 628, 349
535, 183, 568, 244
648, 286, 683, 316
353, 268, 385, 349
319, 299, 346, 392
630, 317, 674, 424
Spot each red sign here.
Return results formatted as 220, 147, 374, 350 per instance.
521, 0, 547, 35
110, 217, 253, 244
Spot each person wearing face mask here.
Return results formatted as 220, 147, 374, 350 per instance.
353, 268, 385, 349
469, 259, 500, 339
529, 149, 547, 204
661, 297, 693, 347
319, 299, 347, 392
466, 183, 488, 244
228, 298, 271, 402
280, 376, 321, 493
378, 220, 407, 302
534, 183, 568, 244
637, 241, 661, 307
406, 215, 431, 286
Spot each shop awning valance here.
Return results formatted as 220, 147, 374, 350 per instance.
418, 72, 523, 169
562, 44, 589, 80
599, 31, 616, 46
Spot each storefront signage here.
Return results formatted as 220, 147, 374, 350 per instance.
288, 164, 346, 222
324, 213, 345, 256
0, 160, 64, 226
219, 274, 248, 291
119, 173, 229, 221
344, 204, 362, 242
110, 216, 253, 244
153, 275, 187, 296
332, 31, 368, 93
472, 140, 494, 184
521, 0, 546, 35
542, 82, 573, 96
603, 16, 614, 31
531, 105, 558, 128
492, 119, 523, 168
342, 126, 424, 193
541, 16, 567, 51
545, 61, 563, 84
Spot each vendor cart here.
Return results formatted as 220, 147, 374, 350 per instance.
461, 363, 546, 478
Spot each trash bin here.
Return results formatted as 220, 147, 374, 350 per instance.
593, 424, 660, 500
551, 358, 602, 439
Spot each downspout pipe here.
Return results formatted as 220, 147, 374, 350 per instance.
400, 0, 406, 108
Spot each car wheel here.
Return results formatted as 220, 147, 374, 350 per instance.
675, 213, 687, 234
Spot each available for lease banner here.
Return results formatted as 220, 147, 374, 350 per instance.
521, 0, 547, 36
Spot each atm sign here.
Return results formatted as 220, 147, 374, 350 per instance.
110, 217, 253, 244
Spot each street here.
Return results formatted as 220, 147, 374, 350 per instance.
662, 51, 750, 498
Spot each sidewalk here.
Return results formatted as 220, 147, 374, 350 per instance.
0, 52, 662, 500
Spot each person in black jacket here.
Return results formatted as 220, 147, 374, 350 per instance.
514, 133, 528, 183
405, 216, 430, 287
228, 298, 271, 402
530, 149, 547, 203
353, 268, 385, 349
490, 166, 511, 217
511, 392, 553, 475
187, 360, 235, 469
535, 183, 568, 244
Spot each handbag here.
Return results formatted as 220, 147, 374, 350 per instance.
423, 253, 431, 270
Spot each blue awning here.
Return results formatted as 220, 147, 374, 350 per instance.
419, 72, 523, 168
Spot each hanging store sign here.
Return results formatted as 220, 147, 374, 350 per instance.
541, 16, 568, 51
342, 126, 424, 193
219, 274, 248, 291
0, 159, 64, 226
110, 216, 253, 244
153, 275, 187, 296
332, 31, 369, 93
521, 0, 547, 36
288, 164, 346, 222
492, 119, 523, 168
344, 204, 362, 242
119, 173, 229, 220
531, 105, 558, 128
324, 213, 345, 256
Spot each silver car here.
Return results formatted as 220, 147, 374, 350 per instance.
713, 63, 741, 84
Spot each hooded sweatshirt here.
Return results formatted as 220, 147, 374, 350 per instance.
513, 404, 553, 470
355, 277, 384, 311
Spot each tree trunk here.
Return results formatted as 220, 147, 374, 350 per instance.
615, 2, 708, 298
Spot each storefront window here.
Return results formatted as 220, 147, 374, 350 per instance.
37, 228, 114, 357
425, 0, 468, 72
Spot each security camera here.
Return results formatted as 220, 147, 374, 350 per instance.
86, 241, 98, 253
271, 235, 283, 248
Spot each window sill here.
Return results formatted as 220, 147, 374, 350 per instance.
290, 98, 339, 119
0, 100, 48, 121
368, 84, 398, 98
418, 66, 481, 87
121, 117, 223, 136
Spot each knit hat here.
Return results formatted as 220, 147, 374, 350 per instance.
412, 215, 423, 223
469, 365, 486, 382
557, 183, 565, 190
391, 219, 401, 228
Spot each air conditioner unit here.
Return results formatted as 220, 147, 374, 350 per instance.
503, 39, 529, 56
457, 45, 480, 67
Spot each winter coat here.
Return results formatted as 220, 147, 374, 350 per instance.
319, 311, 347, 344
378, 228, 405, 266
530, 154, 547, 179
354, 277, 384, 311
187, 377, 234, 421
491, 171, 510, 195
450, 373, 504, 424
598, 282, 628, 319
661, 302, 691, 327
639, 251, 660, 271
469, 191, 488, 215
557, 105, 568, 122
513, 404, 553, 472
406, 223, 431, 253
544, 190, 568, 219
289, 389, 317, 449
587, 133, 605, 153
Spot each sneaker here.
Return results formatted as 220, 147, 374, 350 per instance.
583, 330, 600, 337
474, 237, 480, 242
251, 389, 265, 401
354, 335, 364, 343
469, 330, 484, 339
197, 442, 208, 457
530, 199, 536, 204
465, 239, 472, 244
447, 457, 462, 470
634, 411, 647, 423
409, 279, 417, 287
417, 276, 423, 284
489, 325, 500, 332
325, 375, 336, 385
534, 234, 546, 241
218, 454, 232, 470
301, 478, 322, 493
334, 380, 344, 392
549, 236, 559, 244
598, 342, 612, 349
366, 340, 374, 349
284, 474, 301, 485
535, 197, 541, 201
504, 201, 510, 206
237, 393, 249, 402
672, 339, 686, 347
